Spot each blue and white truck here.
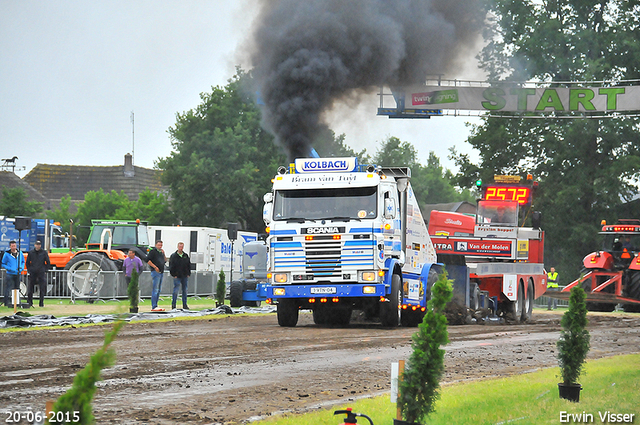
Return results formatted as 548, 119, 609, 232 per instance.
262, 157, 441, 327
0, 217, 68, 253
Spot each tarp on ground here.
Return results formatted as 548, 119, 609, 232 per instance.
0, 305, 276, 328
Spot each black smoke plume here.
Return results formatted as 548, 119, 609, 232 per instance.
249, 0, 486, 160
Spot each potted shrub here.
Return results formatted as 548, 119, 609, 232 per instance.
557, 286, 590, 402
397, 271, 452, 424
127, 269, 139, 313
216, 269, 226, 307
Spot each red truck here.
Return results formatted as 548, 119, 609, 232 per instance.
428, 175, 547, 323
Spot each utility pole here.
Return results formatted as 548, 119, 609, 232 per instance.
130, 111, 135, 166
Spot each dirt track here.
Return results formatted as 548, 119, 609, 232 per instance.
1, 310, 639, 424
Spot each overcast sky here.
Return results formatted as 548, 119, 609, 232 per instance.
1, 0, 482, 179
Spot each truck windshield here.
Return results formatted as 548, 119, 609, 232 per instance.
476, 200, 519, 226
273, 186, 377, 221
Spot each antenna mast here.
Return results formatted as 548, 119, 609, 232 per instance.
130, 111, 135, 166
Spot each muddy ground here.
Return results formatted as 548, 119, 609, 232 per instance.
1, 310, 639, 424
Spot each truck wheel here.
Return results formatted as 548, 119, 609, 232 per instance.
277, 299, 299, 327
328, 308, 352, 326
506, 282, 524, 323
469, 282, 480, 311
312, 306, 329, 325
380, 274, 402, 327
65, 252, 117, 298
623, 272, 640, 313
522, 280, 534, 322
401, 309, 424, 327
229, 281, 243, 307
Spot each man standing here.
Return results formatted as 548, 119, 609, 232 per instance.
169, 242, 191, 310
123, 250, 144, 285
26, 240, 50, 307
147, 240, 166, 311
547, 267, 559, 310
2, 241, 24, 307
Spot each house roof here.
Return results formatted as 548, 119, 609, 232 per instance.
23, 163, 166, 202
0, 171, 48, 204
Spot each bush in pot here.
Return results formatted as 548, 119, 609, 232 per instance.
127, 269, 139, 313
397, 270, 452, 424
216, 269, 226, 307
557, 285, 590, 402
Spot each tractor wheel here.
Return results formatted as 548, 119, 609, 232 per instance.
623, 271, 640, 313
522, 280, 534, 322
229, 281, 243, 307
506, 281, 524, 323
277, 299, 299, 327
380, 274, 402, 327
65, 252, 117, 298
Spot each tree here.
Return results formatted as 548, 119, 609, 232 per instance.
452, 0, 640, 280
73, 189, 130, 245
158, 69, 286, 232
373, 137, 473, 206
0, 186, 43, 217
113, 189, 175, 226
398, 271, 453, 423
46, 194, 75, 235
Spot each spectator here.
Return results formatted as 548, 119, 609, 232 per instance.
2, 241, 24, 307
122, 250, 144, 285
169, 242, 191, 310
26, 240, 51, 307
147, 240, 167, 311
547, 267, 559, 310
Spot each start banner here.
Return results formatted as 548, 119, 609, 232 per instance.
397, 85, 640, 114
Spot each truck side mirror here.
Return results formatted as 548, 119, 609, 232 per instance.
384, 198, 397, 219
263, 203, 272, 225
532, 211, 542, 229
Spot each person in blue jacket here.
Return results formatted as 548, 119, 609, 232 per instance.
2, 241, 25, 307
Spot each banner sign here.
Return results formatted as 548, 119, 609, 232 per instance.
431, 237, 514, 258
398, 85, 640, 114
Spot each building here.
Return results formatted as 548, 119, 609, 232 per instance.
21, 154, 167, 211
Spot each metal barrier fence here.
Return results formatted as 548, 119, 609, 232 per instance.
1, 269, 220, 302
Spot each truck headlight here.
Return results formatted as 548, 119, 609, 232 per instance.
273, 288, 286, 296
273, 273, 288, 283
361, 272, 376, 281
363, 286, 376, 294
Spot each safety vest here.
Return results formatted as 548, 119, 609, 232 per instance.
548, 272, 559, 288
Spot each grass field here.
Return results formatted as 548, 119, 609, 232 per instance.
253, 354, 640, 425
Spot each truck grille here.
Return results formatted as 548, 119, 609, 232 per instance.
304, 239, 342, 276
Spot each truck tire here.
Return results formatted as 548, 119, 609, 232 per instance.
522, 280, 534, 322
380, 274, 402, 327
328, 308, 352, 326
312, 306, 329, 325
229, 281, 243, 307
469, 282, 480, 311
506, 281, 524, 323
623, 271, 640, 313
277, 299, 299, 327
65, 252, 118, 298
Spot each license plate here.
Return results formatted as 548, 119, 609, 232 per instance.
310, 287, 337, 294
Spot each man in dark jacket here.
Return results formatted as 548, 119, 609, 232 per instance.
26, 240, 51, 307
169, 242, 191, 310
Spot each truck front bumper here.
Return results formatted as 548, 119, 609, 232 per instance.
267, 283, 387, 299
